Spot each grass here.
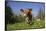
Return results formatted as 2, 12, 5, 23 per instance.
7, 19, 45, 30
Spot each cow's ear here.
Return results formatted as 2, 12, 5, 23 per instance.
20, 9, 24, 12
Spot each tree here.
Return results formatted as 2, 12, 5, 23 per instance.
5, 1, 13, 30
37, 8, 45, 20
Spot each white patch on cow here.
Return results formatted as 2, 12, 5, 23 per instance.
23, 14, 26, 16
25, 17, 29, 22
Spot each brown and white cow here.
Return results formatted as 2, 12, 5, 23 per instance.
20, 8, 32, 24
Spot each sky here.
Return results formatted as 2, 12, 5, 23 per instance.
7, 1, 45, 17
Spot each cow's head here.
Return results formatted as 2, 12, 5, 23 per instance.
20, 8, 32, 16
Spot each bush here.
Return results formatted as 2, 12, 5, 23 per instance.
15, 15, 25, 23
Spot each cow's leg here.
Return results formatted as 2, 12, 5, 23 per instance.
25, 17, 30, 24
29, 20, 32, 24
25, 17, 32, 24
25, 17, 29, 24
28, 18, 32, 24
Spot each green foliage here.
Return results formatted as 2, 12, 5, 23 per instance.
14, 15, 25, 23
5, 1, 13, 30
7, 19, 45, 30
5, 1, 13, 24
7, 14, 45, 30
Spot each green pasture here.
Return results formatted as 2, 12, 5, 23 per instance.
7, 19, 45, 30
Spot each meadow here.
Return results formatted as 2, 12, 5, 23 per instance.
7, 18, 45, 30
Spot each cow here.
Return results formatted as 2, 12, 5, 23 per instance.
20, 8, 32, 24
